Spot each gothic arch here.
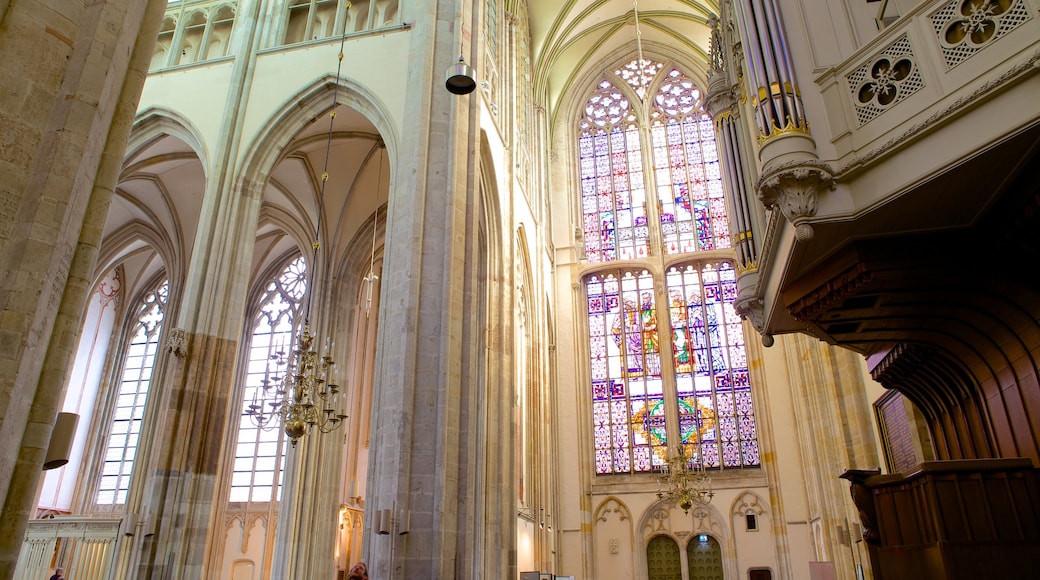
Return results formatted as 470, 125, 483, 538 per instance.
730, 490, 769, 521
238, 74, 399, 206
637, 497, 739, 579
551, 42, 714, 137
113, 108, 210, 291
95, 222, 177, 295
592, 497, 636, 579
126, 107, 210, 171
473, 129, 512, 578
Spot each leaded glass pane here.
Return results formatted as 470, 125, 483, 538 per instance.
588, 270, 667, 474
96, 278, 168, 505
615, 58, 664, 100
581, 63, 759, 480
579, 80, 648, 263
650, 69, 731, 255
667, 262, 759, 468
230, 256, 305, 503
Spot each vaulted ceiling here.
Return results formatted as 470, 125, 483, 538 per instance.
525, 0, 719, 124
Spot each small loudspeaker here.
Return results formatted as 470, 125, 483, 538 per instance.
397, 509, 410, 535
44, 412, 79, 470
445, 57, 476, 95
377, 509, 392, 535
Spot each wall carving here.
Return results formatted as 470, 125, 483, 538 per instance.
846, 34, 924, 125
733, 491, 767, 518
756, 159, 836, 241
931, 0, 1032, 68
596, 497, 632, 523
835, 49, 1040, 176
642, 503, 727, 540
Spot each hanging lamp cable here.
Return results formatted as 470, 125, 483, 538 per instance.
307, 3, 352, 323
633, 0, 646, 89
363, 144, 383, 317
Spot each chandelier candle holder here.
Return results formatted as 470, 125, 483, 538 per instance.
247, 324, 347, 446
657, 444, 714, 514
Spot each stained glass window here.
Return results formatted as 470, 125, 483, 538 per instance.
230, 256, 307, 503
484, 0, 498, 58
589, 270, 666, 474
582, 59, 759, 476
97, 278, 168, 505
651, 68, 730, 255
667, 262, 758, 468
579, 80, 648, 263
615, 59, 664, 101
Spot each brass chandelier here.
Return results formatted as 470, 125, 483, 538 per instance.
246, 320, 346, 447
245, 11, 356, 447
658, 443, 714, 514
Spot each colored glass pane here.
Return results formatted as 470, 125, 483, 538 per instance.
615, 58, 664, 100
579, 80, 647, 263
589, 270, 665, 473
651, 69, 730, 255
582, 63, 759, 478
667, 262, 758, 468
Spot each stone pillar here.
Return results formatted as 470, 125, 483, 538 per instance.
0, 1, 166, 576
364, 0, 488, 577
130, 2, 269, 575
782, 334, 881, 580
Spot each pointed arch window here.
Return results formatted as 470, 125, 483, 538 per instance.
285, 0, 340, 44
581, 60, 759, 476
650, 69, 729, 255
578, 79, 647, 263
484, 0, 498, 59
229, 256, 307, 503
96, 278, 168, 505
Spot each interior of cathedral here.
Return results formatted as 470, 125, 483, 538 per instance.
1, 0, 1038, 579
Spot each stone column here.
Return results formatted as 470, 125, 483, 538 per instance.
0, 1, 166, 576
781, 334, 881, 580
131, 2, 268, 577
364, 0, 488, 577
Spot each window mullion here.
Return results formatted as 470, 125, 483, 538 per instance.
304, 0, 317, 41
638, 109, 663, 256
655, 277, 682, 460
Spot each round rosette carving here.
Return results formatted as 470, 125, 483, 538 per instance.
943, 0, 1013, 47
857, 57, 914, 107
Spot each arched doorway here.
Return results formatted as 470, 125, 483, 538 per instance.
686, 534, 723, 580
